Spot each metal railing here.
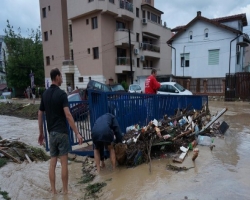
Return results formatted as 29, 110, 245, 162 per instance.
142, 43, 160, 53
63, 60, 74, 66
119, 0, 133, 12
116, 57, 134, 65
144, 0, 151, 4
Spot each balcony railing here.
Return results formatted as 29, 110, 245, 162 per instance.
142, 43, 160, 53
119, 0, 133, 12
62, 60, 74, 66
116, 57, 134, 65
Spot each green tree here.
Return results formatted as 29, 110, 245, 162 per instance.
4, 20, 44, 90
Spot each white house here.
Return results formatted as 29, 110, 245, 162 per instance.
167, 11, 250, 94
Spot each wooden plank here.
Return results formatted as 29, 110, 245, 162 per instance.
0, 149, 21, 163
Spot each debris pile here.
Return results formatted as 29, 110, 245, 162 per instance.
117, 104, 228, 169
0, 138, 50, 165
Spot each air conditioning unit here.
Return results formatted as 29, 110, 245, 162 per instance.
134, 48, 139, 55
140, 55, 145, 61
142, 18, 147, 25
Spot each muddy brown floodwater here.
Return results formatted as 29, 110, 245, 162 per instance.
0, 101, 250, 200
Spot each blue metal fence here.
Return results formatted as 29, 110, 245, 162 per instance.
43, 90, 208, 156
88, 90, 208, 133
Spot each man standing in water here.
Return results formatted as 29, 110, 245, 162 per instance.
91, 113, 123, 173
38, 68, 83, 195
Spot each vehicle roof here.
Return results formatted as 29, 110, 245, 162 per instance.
68, 93, 80, 98
160, 82, 177, 85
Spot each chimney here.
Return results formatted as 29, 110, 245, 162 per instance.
197, 11, 201, 16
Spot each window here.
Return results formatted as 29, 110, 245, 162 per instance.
142, 10, 145, 18
50, 30, 52, 35
150, 60, 153, 68
42, 7, 46, 18
71, 49, 74, 60
147, 11, 150, 20
208, 49, 219, 65
89, 0, 93, 2
93, 47, 99, 59
236, 46, 240, 64
158, 85, 176, 93
151, 13, 157, 23
52, 55, 54, 60
79, 77, 83, 82
189, 31, 193, 41
158, 16, 161, 24
92, 17, 98, 29
116, 21, 125, 30
86, 19, 89, 25
204, 28, 208, 39
46, 56, 50, 66
136, 33, 140, 42
136, 8, 139, 17
44, 31, 48, 41
88, 48, 90, 54
180, 53, 190, 67
69, 24, 73, 41
109, 0, 114, 3
48, 6, 50, 11
137, 58, 140, 68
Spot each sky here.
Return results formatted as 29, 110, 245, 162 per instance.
0, 0, 250, 37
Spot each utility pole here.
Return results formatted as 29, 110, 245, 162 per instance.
129, 29, 133, 84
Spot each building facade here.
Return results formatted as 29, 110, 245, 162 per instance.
0, 35, 7, 85
39, 0, 172, 92
167, 11, 250, 95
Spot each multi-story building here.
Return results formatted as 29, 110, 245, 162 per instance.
39, 0, 172, 91
0, 35, 7, 85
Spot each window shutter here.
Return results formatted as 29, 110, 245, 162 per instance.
208, 49, 219, 65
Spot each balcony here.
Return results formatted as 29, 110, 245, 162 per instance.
67, 0, 118, 19
119, 0, 133, 12
118, 0, 134, 20
114, 29, 136, 46
142, 43, 160, 53
141, 43, 160, 58
115, 57, 135, 73
62, 60, 75, 73
142, 0, 151, 5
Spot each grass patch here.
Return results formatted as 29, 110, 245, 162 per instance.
0, 188, 11, 200
0, 158, 7, 168
84, 182, 107, 199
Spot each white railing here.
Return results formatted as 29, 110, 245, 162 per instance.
116, 57, 134, 65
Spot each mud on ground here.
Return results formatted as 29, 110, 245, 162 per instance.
0, 102, 39, 120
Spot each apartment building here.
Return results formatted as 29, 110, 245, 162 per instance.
39, 0, 172, 91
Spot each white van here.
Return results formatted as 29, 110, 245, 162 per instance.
157, 82, 192, 95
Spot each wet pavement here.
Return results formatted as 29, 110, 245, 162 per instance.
0, 101, 250, 200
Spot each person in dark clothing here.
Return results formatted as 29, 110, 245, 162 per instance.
38, 68, 83, 195
91, 113, 123, 173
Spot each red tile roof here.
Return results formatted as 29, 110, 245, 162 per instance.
168, 13, 247, 44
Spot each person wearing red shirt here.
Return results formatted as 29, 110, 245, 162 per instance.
145, 69, 160, 94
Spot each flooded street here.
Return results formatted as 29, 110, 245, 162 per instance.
1, 101, 250, 200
